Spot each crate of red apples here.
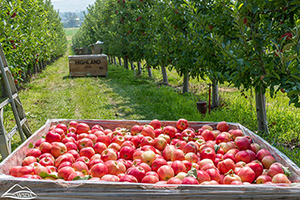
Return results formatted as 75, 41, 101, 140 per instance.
0, 119, 300, 200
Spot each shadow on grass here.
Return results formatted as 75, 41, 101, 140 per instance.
101, 65, 204, 121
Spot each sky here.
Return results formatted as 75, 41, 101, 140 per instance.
51, 0, 96, 12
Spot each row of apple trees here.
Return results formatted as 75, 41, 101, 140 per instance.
73, 0, 300, 134
0, 0, 67, 85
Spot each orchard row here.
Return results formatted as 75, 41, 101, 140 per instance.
9, 119, 293, 185
73, 0, 300, 133
0, 0, 67, 84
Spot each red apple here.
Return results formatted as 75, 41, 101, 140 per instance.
167, 177, 182, 184
256, 149, 272, 161
39, 142, 52, 154
89, 159, 103, 169
234, 136, 251, 150
197, 170, 211, 183
34, 138, 46, 148
261, 155, 276, 169
163, 126, 177, 139
217, 121, 229, 132
149, 119, 161, 129
77, 138, 93, 150
105, 160, 126, 175
76, 123, 90, 134
217, 158, 235, 174
163, 145, 175, 161
22, 156, 37, 166
151, 158, 168, 172
215, 133, 230, 144
141, 125, 155, 138
235, 150, 251, 163
68, 150, 80, 160
157, 165, 174, 181
181, 176, 199, 184
127, 166, 146, 182
272, 173, 291, 184
50, 142, 67, 158
101, 148, 117, 162
182, 141, 198, 154
79, 147, 95, 159
230, 129, 244, 140
141, 175, 159, 183
140, 136, 154, 146
72, 161, 89, 175
246, 161, 263, 178
90, 163, 108, 178
58, 166, 75, 181
176, 118, 188, 131
171, 160, 187, 175
101, 174, 120, 182
96, 135, 111, 146
185, 152, 198, 163
45, 131, 61, 143
256, 175, 272, 184
206, 168, 220, 183
141, 150, 156, 165
201, 129, 215, 141
26, 148, 42, 158
223, 173, 242, 184
200, 147, 216, 161
9, 166, 22, 177
153, 137, 167, 151
171, 149, 185, 161
250, 143, 261, 154
119, 174, 138, 183
67, 171, 85, 181
65, 142, 78, 151
237, 166, 256, 183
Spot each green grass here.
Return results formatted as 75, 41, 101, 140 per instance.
64, 28, 79, 45
64, 28, 79, 37
1, 48, 300, 167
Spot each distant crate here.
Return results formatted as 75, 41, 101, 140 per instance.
68, 55, 108, 77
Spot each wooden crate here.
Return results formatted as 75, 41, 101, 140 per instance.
0, 119, 300, 200
68, 55, 108, 77
91, 44, 103, 54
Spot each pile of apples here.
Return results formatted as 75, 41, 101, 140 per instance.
9, 119, 293, 185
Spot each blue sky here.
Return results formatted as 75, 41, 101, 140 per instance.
51, 0, 96, 12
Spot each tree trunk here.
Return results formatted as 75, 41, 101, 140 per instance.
147, 66, 152, 78
118, 57, 122, 66
182, 72, 189, 94
124, 57, 129, 69
137, 61, 142, 75
211, 78, 219, 108
113, 57, 117, 65
130, 61, 135, 70
255, 87, 269, 133
161, 63, 168, 85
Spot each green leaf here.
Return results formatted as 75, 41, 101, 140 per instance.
28, 143, 34, 148
214, 144, 220, 153
73, 175, 92, 181
186, 167, 197, 179
282, 43, 294, 52
39, 172, 58, 179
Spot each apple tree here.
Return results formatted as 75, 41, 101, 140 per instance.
211, 0, 300, 133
